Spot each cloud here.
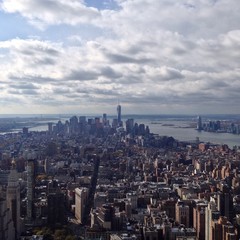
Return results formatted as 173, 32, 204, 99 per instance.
9, 82, 38, 89
100, 0, 240, 39
0, 95, 25, 106
21, 89, 38, 95
1, 0, 101, 29
0, 38, 60, 54
52, 87, 71, 95
66, 69, 99, 81
8, 87, 38, 95
105, 52, 152, 64
100, 66, 122, 79
144, 66, 184, 81
0, 0, 240, 114
9, 74, 58, 84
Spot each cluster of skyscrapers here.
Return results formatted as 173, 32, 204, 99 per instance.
196, 115, 240, 134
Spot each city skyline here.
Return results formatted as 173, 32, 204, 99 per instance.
0, 0, 240, 115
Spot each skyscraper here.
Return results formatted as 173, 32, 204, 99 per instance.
205, 198, 220, 240
193, 202, 207, 240
7, 160, 21, 238
197, 116, 203, 130
176, 201, 190, 227
103, 113, 107, 126
26, 159, 35, 221
69, 116, 79, 134
47, 192, 66, 226
0, 194, 15, 240
75, 187, 89, 224
117, 104, 122, 126
126, 119, 134, 134
48, 122, 53, 134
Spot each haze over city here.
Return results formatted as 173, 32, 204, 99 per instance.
0, 0, 240, 114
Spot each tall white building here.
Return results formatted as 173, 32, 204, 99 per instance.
205, 197, 220, 240
75, 187, 89, 224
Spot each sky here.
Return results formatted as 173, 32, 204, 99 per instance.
0, 0, 240, 115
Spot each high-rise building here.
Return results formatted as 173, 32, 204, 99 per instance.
97, 204, 115, 230
0, 194, 15, 240
75, 187, 89, 224
138, 123, 145, 135
94, 192, 107, 208
26, 159, 36, 221
47, 192, 66, 226
205, 198, 220, 240
79, 116, 86, 123
176, 201, 190, 227
193, 202, 207, 240
112, 119, 118, 128
103, 113, 107, 126
126, 192, 137, 209
211, 216, 236, 240
70, 116, 79, 134
48, 122, 53, 134
7, 161, 21, 239
95, 117, 101, 126
197, 116, 203, 130
117, 104, 122, 126
217, 183, 233, 219
79, 116, 87, 134
126, 119, 134, 134
22, 127, 29, 135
